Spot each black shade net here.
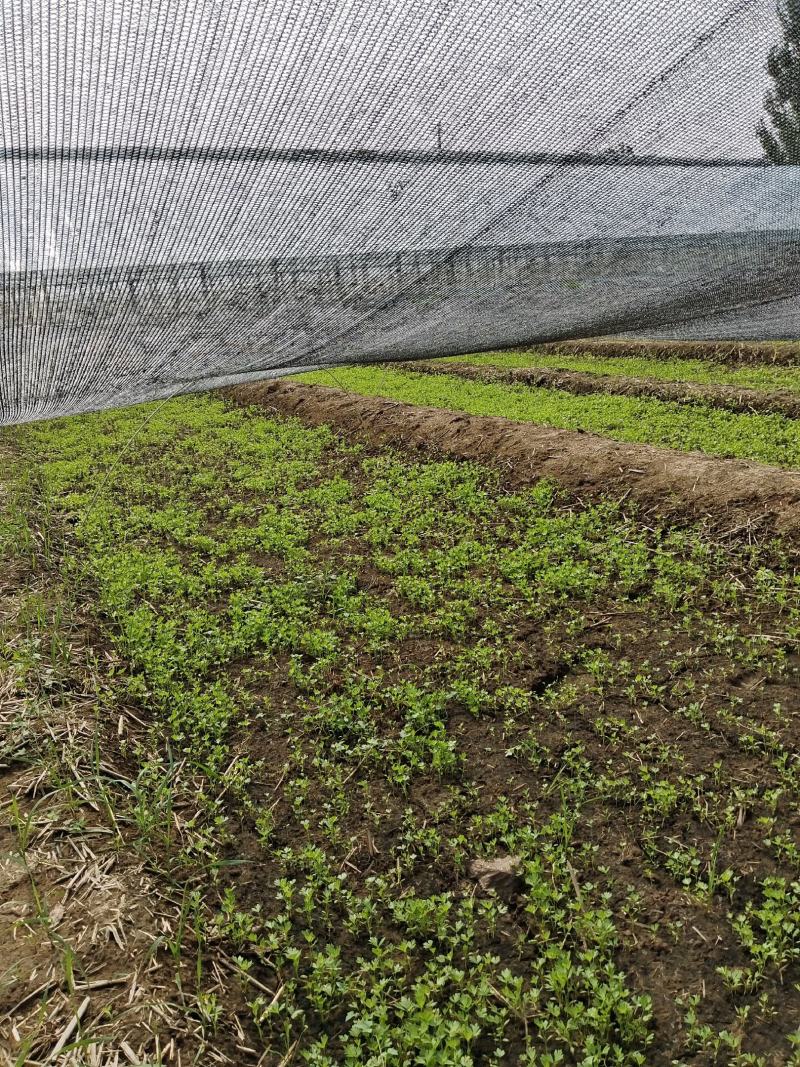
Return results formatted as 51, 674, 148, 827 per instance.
0, 0, 796, 424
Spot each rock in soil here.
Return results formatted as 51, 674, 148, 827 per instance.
468, 855, 523, 898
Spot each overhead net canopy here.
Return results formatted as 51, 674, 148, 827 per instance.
0, 0, 796, 423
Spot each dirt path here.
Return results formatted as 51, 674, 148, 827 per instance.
393, 359, 800, 418
224, 380, 800, 537
537, 338, 800, 366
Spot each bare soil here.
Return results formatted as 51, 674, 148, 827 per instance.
393, 358, 800, 419
224, 380, 800, 536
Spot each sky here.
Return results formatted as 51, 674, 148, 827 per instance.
0, 0, 790, 270
3, 0, 800, 422
0, 0, 782, 154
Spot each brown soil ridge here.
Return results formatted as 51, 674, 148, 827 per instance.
392, 359, 800, 419
224, 380, 800, 537
537, 338, 800, 367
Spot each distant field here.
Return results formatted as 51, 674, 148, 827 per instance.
297, 365, 800, 467
438, 348, 800, 393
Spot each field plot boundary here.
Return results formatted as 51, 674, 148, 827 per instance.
394, 359, 800, 419
226, 380, 800, 534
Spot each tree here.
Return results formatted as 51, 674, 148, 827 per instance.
758, 0, 800, 162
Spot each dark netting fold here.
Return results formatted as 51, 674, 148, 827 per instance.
0, 0, 797, 423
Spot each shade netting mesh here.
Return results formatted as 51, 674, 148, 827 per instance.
0, 0, 797, 423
